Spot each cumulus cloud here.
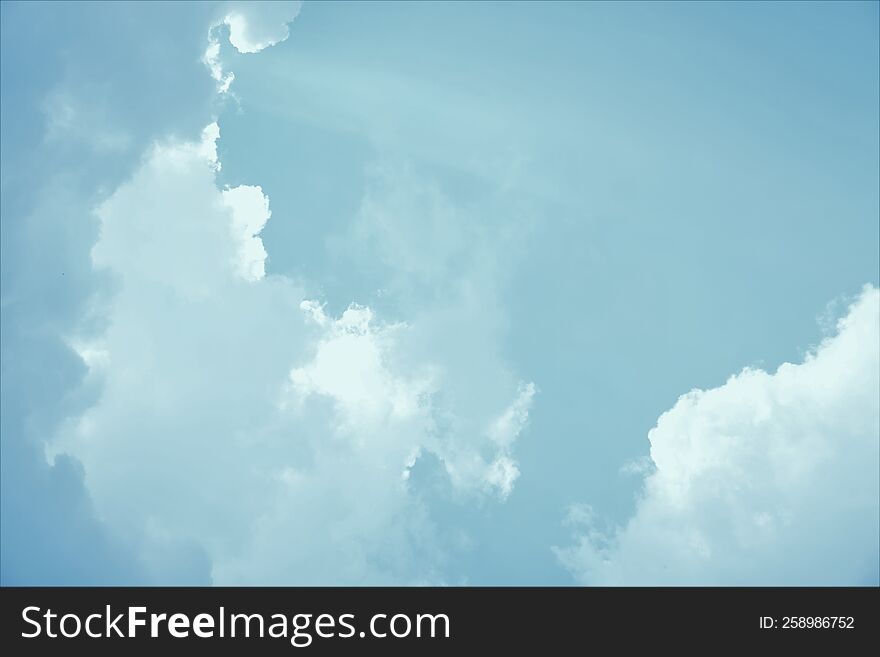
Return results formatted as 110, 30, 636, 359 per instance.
50, 119, 534, 583
223, 1, 302, 54
286, 301, 533, 501
222, 184, 271, 282
203, 1, 302, 93
0, 1, 257, 584
13, 0, 534, 585
555, 286, 880, 585
288, 302, 432, 427
337, 161, 539, 502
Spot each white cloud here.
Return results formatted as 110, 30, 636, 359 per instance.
224, 1, 302, 54
51, 121, 535, 584
288, 302, 433, 427
34, 5, 537, 583
337, 161, 538, 501
555, 286, 880, 585
483, 382, 536, 498
203, 1, 302, 93
484, 455, 520, 500
222, 184, 270, 282
286, 301, 534, 500
202, 38, 235, 94
488, 382, 536, 449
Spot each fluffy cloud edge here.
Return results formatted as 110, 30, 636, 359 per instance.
203, 1, 302, 93
555, 285, 880, 585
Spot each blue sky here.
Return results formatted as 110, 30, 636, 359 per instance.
1, 1, 878, 585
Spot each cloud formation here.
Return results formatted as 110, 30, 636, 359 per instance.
223, 1, 302, 54
203, 1, 302, 93
48, 116, 533, 583
6, 0, 535, 585
555, 286, 880, 585
0, 1, 234, 584
223, 184, 271, 282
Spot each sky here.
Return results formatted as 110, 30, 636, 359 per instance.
1, 0, 878, 586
